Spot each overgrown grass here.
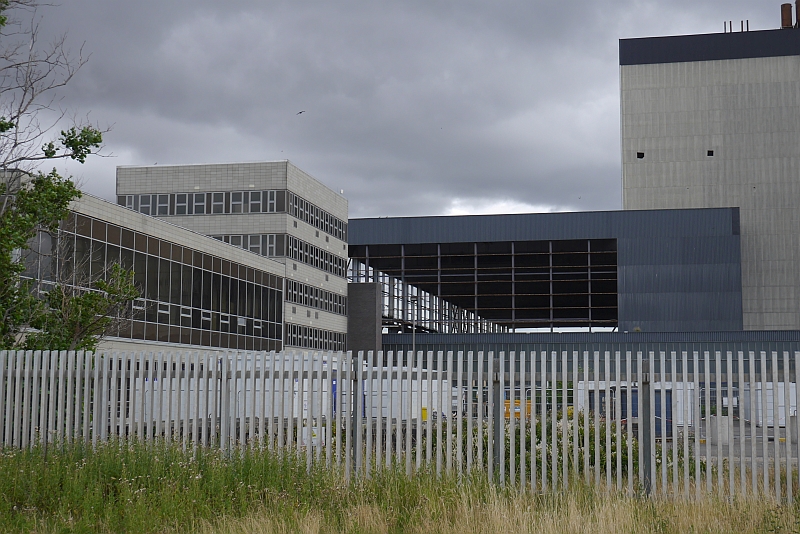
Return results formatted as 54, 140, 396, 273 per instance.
0, 440, 797, 533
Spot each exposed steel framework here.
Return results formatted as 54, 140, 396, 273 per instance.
349, 239, 618, 331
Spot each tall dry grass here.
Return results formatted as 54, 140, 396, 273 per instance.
1, 440, 797, 533
201, 479, 799, 534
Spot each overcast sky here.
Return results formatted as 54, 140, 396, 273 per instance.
27, 1, 783, 218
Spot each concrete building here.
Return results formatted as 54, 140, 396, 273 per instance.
116, 161, 348, 350
620, 25, 800, 330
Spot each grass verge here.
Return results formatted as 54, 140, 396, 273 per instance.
0, 440, 797, 533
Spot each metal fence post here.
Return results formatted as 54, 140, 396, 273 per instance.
492, 358, 502, 481
641, 358, 652, 496
347, 356, 360, 473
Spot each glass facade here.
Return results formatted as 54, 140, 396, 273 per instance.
31, 212, 286, 351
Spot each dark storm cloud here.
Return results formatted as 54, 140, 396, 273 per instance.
32, 0, 782, 217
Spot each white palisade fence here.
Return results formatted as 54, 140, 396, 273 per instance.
1, 349, 798, 499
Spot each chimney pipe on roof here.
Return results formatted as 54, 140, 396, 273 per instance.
782, 3, 793, 28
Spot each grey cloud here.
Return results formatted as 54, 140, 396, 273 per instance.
30, 0, 783, 218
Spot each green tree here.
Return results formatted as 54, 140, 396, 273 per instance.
24, 264, 140, 351
0, 169, 79, 347
0, 2, 137, 350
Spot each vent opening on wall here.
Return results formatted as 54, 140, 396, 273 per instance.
636, 152, 644, 159
707, 150, 714, 157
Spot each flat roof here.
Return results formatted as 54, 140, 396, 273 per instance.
620, 28, 800, 66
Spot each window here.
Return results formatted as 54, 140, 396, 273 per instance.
266, 190, 276, 212
211, 192, 224, 214
230, 235, 243, 248
139, 195, 151, 215
193, 193, 206, 214
707, 150, 714, 157
156, 195, 169, 215
249, 191, 261, 213
175, 193, 188, 215
636, 152, 644, 159
118, 195, 135, 210
248, 234, 261, 255
231, 191, 243, 213
264, 234, 276, 257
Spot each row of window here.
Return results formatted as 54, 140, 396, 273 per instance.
211, 234, 284, 257
287, 235, 348, 278
117, 189, 347, 241
209, 233, 347, 278
286, 191, 347, 241
118, 191, 284, 216
285, 280, 347, 316
284, 323, 346, 352
131, 298, 282, 339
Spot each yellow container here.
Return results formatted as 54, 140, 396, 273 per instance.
421, 407, 428, 421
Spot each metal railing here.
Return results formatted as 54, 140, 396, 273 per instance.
1, 349, 797, 499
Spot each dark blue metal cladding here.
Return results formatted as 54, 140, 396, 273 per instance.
349, 208, 743, 332
349, 208, 740, 244
617, 233, 743, 332
620, 29, 800, 66
383, 331, 800, 359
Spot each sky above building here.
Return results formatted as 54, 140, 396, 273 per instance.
27, 1, 783, 217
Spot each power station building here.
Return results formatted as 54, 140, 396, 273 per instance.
620, 24, 800, 331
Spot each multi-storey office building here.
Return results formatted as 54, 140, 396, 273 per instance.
620, 24, 800, 330
116, 161, 348, 350
25, 194, 295, 352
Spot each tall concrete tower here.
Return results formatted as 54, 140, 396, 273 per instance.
620, 18, 800, 330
